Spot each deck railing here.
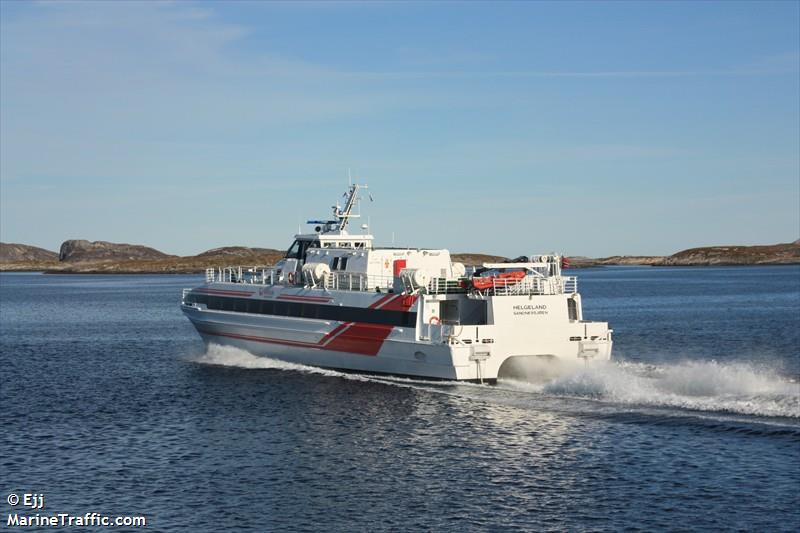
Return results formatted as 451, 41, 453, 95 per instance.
319, 272, 395, 292
427, 278, 467, 294
205, 266, 279, 285
426, 275, 578, 296
202, 266, 578, 296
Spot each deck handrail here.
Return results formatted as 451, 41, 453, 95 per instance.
426, 275, 578, 296
200, 266, 578, 296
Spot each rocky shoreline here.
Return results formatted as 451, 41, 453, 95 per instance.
1, 239, 798, 274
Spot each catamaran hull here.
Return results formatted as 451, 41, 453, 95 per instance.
182, 303, 612, 382
184, 305, 469, 380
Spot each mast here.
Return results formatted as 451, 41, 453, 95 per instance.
334, 183, 367, 233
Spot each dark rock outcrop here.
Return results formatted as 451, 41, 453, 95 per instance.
568, 255, 664, 267
58, 240, 173, 263
0, 242, 59, 263
451, 253, 507, 266
662, 242, 800, 266
197, 246, 281, 258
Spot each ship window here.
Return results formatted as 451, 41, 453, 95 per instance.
331, 257, 340, 270
340, 257, 349, 271
189, 294, 417, 327
298, 240, 312, 264
567, 298, 578, 321
285, 240, 301, 259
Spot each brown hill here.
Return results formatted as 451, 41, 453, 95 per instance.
49, 252, 285, 274
451, 253, 507, 266
0, 240, 285, 273
197, 246, 282, 258
0, 242, 58, 263
59, 239, 173, 263
2, 240, 797, 273
596, 255, 664, 266
662, 242, 800, 266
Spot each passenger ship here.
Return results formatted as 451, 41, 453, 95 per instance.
181, 184, 612, 382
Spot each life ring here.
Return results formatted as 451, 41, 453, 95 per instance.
287, 272, 296, 284
429, 316, 441, 325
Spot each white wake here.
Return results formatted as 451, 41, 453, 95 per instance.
503, 360, 800, 418
191, 343, 354, 378
190, 344, 800, 418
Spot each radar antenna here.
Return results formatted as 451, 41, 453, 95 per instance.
333, 183, 367, 232
307, 183, 370, 235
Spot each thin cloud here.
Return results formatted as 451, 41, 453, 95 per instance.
334, 66, 799, 80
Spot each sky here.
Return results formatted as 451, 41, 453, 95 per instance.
1, 1, 798, 257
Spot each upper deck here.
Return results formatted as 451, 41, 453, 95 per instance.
201, 255, 578, 298
194, 183, 578, 298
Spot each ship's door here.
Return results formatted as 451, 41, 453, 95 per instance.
441, 300, 460, 325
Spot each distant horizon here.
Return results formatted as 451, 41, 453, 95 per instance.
2, 2, 798, 257
3, 234, 798, 260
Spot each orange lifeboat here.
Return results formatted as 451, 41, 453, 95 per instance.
472, 270, 526, 290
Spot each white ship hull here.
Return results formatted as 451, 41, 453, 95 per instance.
181, 183, 613, 382
182, 284, 612, 382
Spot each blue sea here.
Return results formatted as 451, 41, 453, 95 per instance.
1, 266, 799, 531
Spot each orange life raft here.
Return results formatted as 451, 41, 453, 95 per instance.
471, 270, 526, 290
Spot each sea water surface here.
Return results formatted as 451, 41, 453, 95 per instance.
1, 266, 798, 531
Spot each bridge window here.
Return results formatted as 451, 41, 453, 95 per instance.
286, 239, 316, 263
285, 240, 301, 259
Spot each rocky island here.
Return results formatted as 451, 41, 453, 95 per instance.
1, 240, 284, 274
660, 242, 800, 266
1, 240, 798, 273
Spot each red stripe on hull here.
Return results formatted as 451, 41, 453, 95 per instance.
192, 293, 418, 357
277, 295, 333, 303
197, 328, 324, 348
319, 322, 351, 344
196, 288, 254, 297
195, 319, 395, 357
368, 294, 395, 309
380, 294, 418, 312
322, 323, 394, 356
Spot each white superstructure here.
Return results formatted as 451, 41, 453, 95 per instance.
181, 184, 612, 382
